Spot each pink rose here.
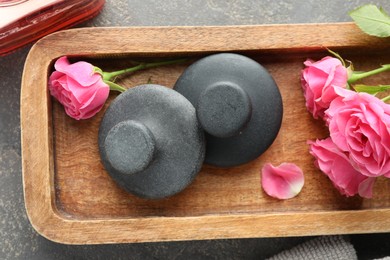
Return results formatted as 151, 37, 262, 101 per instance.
308, 138, 375, 198
49, 56, 110, 120
301, 56, 348, 119
325, 91, 390, 178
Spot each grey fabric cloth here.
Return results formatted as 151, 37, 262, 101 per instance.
267, 236, 357, 260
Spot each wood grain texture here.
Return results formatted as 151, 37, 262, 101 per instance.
21, 23, 390, 244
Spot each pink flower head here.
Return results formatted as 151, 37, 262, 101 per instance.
49, 56, 110, 120
308, 138, 375, 198
301, 56, 348, 119
261, 163, 304, 200
326, 91, 390, 178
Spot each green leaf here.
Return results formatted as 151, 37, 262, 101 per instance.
349, 4, 390, 37
104, 80, 126, 92
93, 66, 103, 76
354, 84, 390, 94
326, 48, 346, 67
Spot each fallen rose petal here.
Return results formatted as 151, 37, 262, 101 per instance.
261, 163, 304, 199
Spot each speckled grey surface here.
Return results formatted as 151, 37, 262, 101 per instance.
2, 0, 390, 259
174, 53, 283, 167
98, 85, 205, 199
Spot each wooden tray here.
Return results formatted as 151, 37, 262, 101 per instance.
21, 23, 390, 245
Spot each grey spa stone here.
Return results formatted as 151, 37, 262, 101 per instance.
174, 53, 283, 167
98, 84, 205, 199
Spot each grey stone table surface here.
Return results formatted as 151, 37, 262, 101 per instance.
1, 0, 390, 259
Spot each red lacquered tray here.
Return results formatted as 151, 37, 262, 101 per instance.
0, 0, 105, 55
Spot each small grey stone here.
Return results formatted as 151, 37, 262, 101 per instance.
174, 53, 283, 167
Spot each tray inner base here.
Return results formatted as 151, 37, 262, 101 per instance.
53, 51, 390, 220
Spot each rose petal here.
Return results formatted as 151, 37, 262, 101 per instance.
358, 177, 376, 199
54, 56, 101, 87
79, 86, 110, 119
261, 163, 304, 200
309, 56, 342, 74
330, 65, 348, 89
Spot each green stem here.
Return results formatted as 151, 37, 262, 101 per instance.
348, 64, 390, 84
381, 95, 390, 102
102, 58, 187, 81
104, 80, 126, 92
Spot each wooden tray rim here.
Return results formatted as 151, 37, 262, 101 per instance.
20, 23, 390, 244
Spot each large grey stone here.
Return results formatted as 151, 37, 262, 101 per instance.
98, 84, 205, 199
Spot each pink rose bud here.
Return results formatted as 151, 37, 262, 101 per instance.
261, 163, 304, 200
326, 91, 390, 178
308, 138, 375, 198
48, 56, 110, 120
301, 56, 348, 119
